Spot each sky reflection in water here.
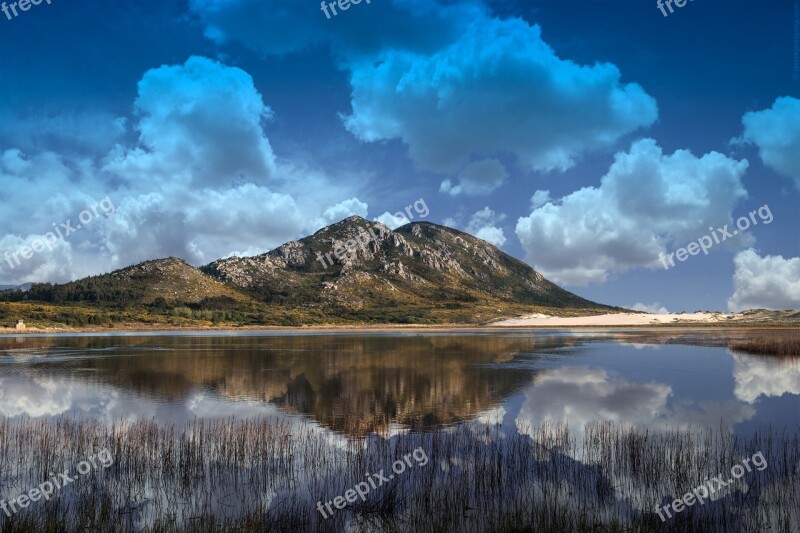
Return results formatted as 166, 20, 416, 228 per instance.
1, 331, 797, 440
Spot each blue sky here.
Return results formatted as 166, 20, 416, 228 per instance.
0, 0, 798, 312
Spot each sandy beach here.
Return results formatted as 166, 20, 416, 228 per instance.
490, 312, 736, 327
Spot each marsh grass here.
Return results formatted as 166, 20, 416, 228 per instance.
0, 417, 797, 532
730, 332, 800, 356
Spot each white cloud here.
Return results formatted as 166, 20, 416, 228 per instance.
0, 149, 103, 233
530, 190, 551, 209
0, 233, 79, 285
344, 17, 657, 174
475, 227, 506, 247
374, 211, 410, 229
728, 249, 800, 311
0, 111, 127, 155
516, 139, 750, 285
105, 56, 277, 189
322, 197, 369, 224
94, 57, 331, 268
466, 207, 506, 247
0, 56, 363, 283
440, 158, 508, 196
631, 302, 670, 314
442, 217, 458, 228
0, 149, 120, 283
737, 96, 800, 187
439, 180, 459, 195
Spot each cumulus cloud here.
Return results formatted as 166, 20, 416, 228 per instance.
0, 233, 79, 285
728, 249, 800, 311
106, 56, 276, 189
631, 302, 670, 314
321, 197, 369, 224
516, 139, 750, 285
192, 3, 658, 196
737, 96, 800, 187
474, 227, 506, 247
0, 111, 127, 155
95, 57, 328, 266
466, 207, 506, 247
344, 17, 657, 174
101, 186, 307, 267
0, 149, 104, 232
440, 158, 508, 196
0, 148, 120, 283
374, 211, 410, 229
530, 190, 551, 209
0, 56, 360, 283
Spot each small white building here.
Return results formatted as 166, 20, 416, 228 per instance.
15, 320, 25, 331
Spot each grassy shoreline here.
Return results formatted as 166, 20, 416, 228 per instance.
2, 323, 800, 335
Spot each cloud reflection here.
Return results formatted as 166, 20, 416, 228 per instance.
515, 365, 756, 442
733, 352, 800, 403
516, 366, 672, 432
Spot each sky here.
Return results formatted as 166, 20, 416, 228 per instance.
0, 0, 798, 312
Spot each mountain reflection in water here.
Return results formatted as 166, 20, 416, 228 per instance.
1, 331, 799, 439
0, 331, 798, 531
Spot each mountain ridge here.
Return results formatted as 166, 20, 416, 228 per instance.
201, 216, 610, 312
1, 217, 618, 326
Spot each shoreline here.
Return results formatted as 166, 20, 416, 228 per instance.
2, 310, 797, 335
2, 322, 798, 336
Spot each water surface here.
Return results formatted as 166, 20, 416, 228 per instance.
1, 330, 798, 437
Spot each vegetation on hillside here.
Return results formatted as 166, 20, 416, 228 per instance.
0, 218, 620, 328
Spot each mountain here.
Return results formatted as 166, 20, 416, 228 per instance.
0, 283, 32, 292
201, 216, 614, 323
24, 257, 251, 306
4, 217, 616, 326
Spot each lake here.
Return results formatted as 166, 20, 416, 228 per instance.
0, 330, 798, 531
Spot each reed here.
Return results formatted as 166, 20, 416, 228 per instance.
0, 416, 797, 532
729, 331, 800, 356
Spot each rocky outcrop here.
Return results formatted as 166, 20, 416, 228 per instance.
202, 216, 609, 312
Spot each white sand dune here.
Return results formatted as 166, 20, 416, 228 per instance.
491, 312, 735, 327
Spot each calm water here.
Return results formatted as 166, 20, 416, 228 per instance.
0, 330, 798, 531
0, 330, 798, 436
